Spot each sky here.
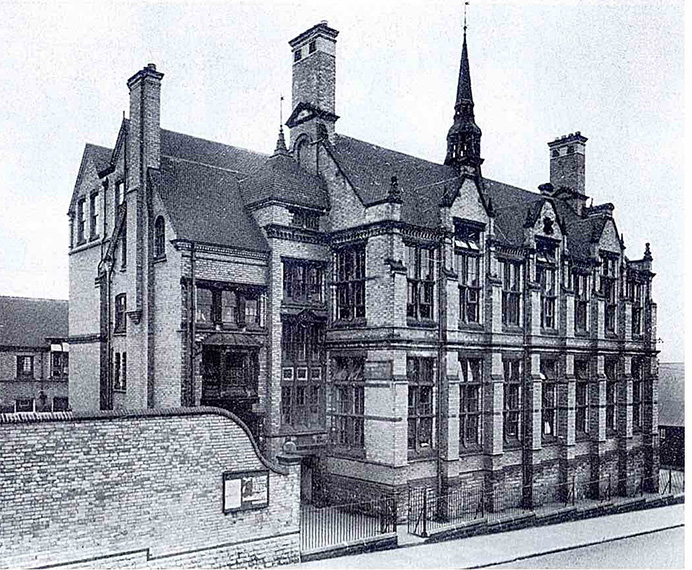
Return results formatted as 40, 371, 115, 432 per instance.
0, 0, 684, 362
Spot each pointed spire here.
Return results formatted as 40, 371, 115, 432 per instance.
274, 125, 289, 155
445, 2, 483, 173
456, 5, 473, 108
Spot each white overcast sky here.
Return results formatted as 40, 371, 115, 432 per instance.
0, 0, 684, 362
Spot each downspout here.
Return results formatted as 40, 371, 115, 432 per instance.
437, 239, 446, 496
189, 242, 197, 406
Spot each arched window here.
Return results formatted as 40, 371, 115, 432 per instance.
296, 138, 309, 167
154, 216, 165, 258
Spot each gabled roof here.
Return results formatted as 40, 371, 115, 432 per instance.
0, 296, 68, 348
150, 157, 269, 252
68, 143, 112, 214
658, 363, 684, 427
161, 129, 267, 174
240, 151, 328, 210
329, 134, 459, 228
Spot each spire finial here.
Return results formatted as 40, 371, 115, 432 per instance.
280, 94, 284, 126
464, 1, 469, 34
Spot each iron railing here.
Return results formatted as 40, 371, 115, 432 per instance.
407, 470, 683, 537
300, 496, 397, 552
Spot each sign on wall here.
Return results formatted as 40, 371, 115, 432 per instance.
222, 469, 269, 513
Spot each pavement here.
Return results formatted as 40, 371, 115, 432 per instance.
291, 503, 684, 568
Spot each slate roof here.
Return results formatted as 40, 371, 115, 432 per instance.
150, 157, 269, 252
0, 297, 68, 348
83, 123, 613, 256
658, 363, 684, 427
86, 143, 113, 173
161, 129, 266, 175
329, 134, 459, 228
240, 151, 328, 210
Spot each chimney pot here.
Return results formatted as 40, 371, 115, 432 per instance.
320, 19, 328, 25
147, 63, 156, 70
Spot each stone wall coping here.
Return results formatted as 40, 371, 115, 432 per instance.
0, 405, 288, 475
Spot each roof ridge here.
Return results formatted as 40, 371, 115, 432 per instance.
0, 295, 68, 302
161, 128, 269, 158
336, 134, 447, 168
161, 155, 242, 174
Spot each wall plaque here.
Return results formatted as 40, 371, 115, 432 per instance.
222, 469, 269, 513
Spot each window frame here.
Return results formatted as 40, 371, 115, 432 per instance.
114, 294, 127, 333
334, 244, 366, 322
457, 250, 481, 325
631, 358, 643, 431
605, 359, 618, 434
407, 357, 436, 453
503, 358, 522, 444
459, 356, 483, 449
574, 272, 590, 333
541, 359, 558, 439
195, 284, 266, 329
51, 351, 69, 378
283, 259, 324, 305
154, 215, 166, 259
77, 197, 87, 244
89, 191, 99, 239
406, 244, 436, 322
575, 360, 590, 435
16, 355, 34, 378
501, 260, 522, 327
331, 356, 365, 450
601, 254, 619, 334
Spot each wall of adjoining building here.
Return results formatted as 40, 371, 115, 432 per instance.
0, 408, 300, 570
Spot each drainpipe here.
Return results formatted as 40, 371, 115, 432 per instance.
437, 241, 446, 496
189, 242, 197, 406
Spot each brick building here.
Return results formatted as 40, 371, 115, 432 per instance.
0, 296, 69, 413
68, 21, 659, 505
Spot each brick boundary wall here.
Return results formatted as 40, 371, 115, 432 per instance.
0, 407, 301, 570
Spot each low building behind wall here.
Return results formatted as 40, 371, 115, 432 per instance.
0, 407, 301, 569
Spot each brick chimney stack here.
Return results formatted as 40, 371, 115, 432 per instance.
287, 21, 339, 144
127, 63, 164, 185
547, 132, 587, 195
547, 132, 588, 215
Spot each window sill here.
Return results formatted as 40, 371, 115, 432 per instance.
575, 432, 590, 442
328, 446, 366, 460
406, 318, 437, 329
113, 330, 127, 336
502, 325, 523, 334
459, 444, 483, 456
113, 388, 127, 394
14, 376, 35, 381
606, 429, 618, 438
332, 318, 367, 328
541, 435, 559, 445
119, 266, 127, 272
153, 255, 167, 264
407, 448, 436, 461
575, 330, 590, 337
540, 328, 559, 336
459, 322, 484, 331
605, 332, 618, 339
502, 440, 522, 451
